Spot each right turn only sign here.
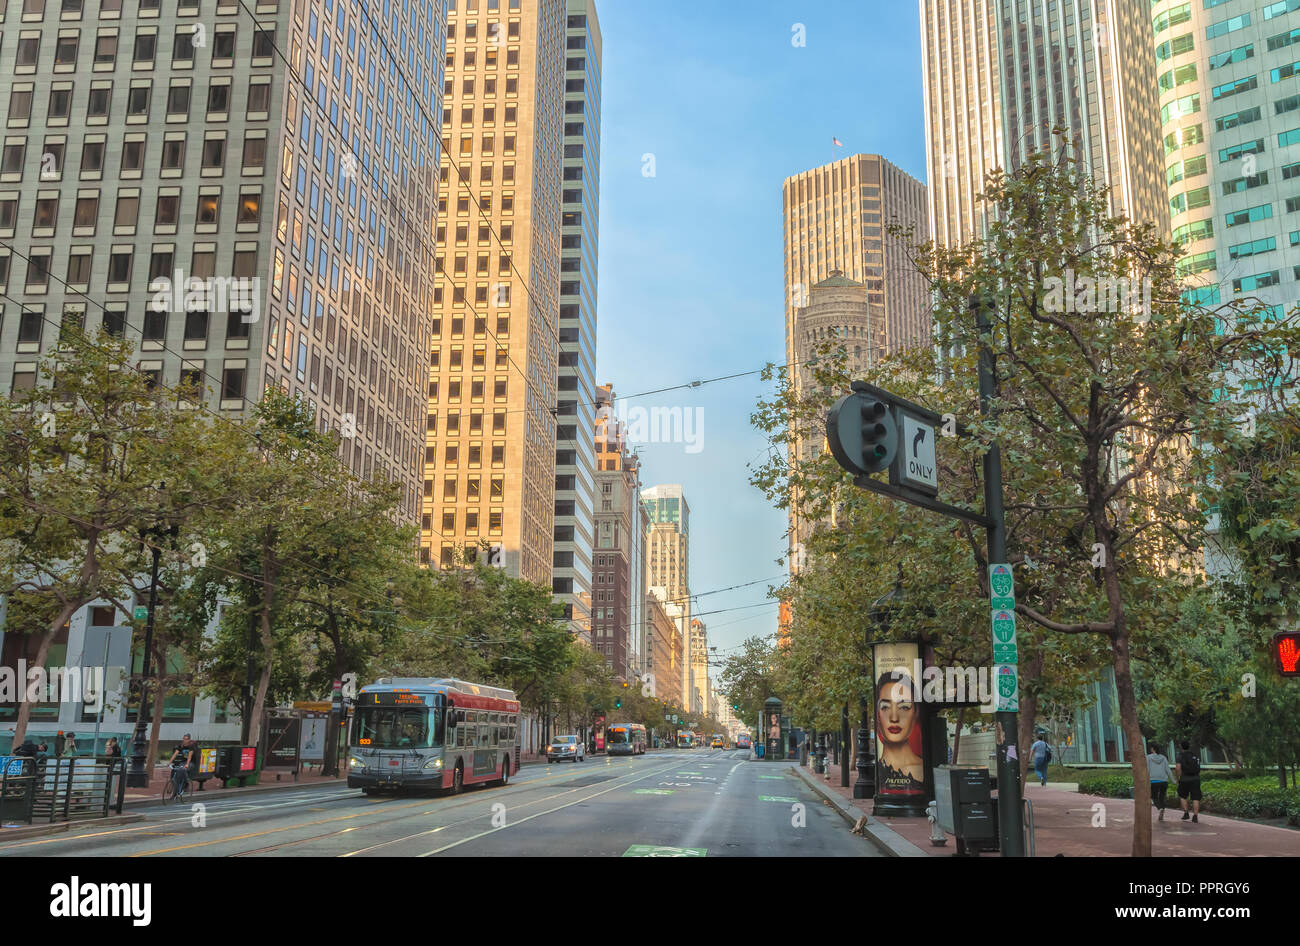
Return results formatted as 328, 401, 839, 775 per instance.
898, 413, 938, 495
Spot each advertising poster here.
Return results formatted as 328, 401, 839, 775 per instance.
263, 717, 300, 768
298, 716, 327, 763
873, 641, 925, 799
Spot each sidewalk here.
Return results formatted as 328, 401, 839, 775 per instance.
792, 756, 1300, 856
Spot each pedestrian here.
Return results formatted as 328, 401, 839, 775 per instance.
61, 733, 79, 758
36, 743, 49, 761
104, 737, 122, 759
1175, 740, 1202, 823
1146, 740, 1173, 821
11, 738, 39, 758
1030, 732, 1049, 787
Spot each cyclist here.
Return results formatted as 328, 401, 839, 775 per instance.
168, 733, 197, 798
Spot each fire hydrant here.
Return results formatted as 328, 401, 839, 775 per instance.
926, 801, 948, 846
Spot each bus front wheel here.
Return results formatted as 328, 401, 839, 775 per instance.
499, 758, 509, 786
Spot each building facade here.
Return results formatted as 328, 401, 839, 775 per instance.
921, 0, 1167, 246
782, 153, 930, 375
1151, 0, 1300, 334
0, 0, 446, 527
646, 588, 683, 709
592, 385, 640, 678
642, 483, 690, 702
688, 617, 708, 717
551, 0, 600, 639
422, 0, 566, 583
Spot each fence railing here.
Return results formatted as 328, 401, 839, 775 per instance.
1, 757, 125, 826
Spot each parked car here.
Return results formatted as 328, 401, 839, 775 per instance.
546, 735, 585, 763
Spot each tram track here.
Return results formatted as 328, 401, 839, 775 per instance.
130, 756, 681, 857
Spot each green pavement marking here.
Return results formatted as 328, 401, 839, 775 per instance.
622, 845, 706, 857
634, 789, 674, 795
759, 795, 799, 803
677, 772, 702, 776
757, 775, 786, 780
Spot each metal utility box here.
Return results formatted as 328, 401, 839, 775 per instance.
933, 765, 998, 854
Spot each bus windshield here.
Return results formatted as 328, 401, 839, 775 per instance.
352, 705, 443, 749
608, 729, 629, 743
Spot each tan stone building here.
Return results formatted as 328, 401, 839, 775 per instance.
920, 0, 1167, 247
421, 0, 567, 584
646, 590, 683, 710
781, 154, 930, 375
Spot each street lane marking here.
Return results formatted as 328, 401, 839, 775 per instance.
636, 789, 673, 795
759, 795, 799, 803
417, 758, 686, 856
0, 760, 616, 854
623, 845, 704, 857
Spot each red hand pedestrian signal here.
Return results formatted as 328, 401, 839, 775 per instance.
1273, 633, 1300, 676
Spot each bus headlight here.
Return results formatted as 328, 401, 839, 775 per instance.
348, 756, 364, 769
423, 757, 444, 769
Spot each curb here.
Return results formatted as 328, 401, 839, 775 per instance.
790, 763, 930, 857
118, 755, 554, 808
0, 813, 146, 842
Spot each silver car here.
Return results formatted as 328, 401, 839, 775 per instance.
546, 735, 585, 763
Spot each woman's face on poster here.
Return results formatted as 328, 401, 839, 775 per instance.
877, 680, 916, 747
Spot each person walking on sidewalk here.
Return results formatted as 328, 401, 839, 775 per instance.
1029, 734, 1050, 786
1146, 741, 1174, 821
1175, 741, 1202, 823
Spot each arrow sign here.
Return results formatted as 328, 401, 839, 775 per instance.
898, 414, 938, 495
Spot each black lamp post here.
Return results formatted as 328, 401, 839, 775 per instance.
126, 486, 178, 788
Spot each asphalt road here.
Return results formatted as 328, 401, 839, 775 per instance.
0, 750, 878, 857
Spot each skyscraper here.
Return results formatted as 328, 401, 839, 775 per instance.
1151, 0, 1300, 318
422, 0, 566, 583
921, 0, 1167, 247
782, 154, 930, 373
552, 0, 601, 640
0, 0, 446, 526
642, 483, 690, 703
592, 385, 641, 678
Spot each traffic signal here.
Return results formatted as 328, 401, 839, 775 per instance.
1273, 632, 1300, 676
615, 698, 622, 709
827, 390, 898, 476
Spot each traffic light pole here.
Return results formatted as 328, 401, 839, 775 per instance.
975, 296, 1025, 858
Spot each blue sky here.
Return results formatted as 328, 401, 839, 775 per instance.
594, 1, 930, 664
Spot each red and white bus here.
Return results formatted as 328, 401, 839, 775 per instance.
606, 723, 647, 755
347, 678, 519, 795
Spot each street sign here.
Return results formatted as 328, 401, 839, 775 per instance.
989, 563, 1014, 610
1272, 632, 1300, 676
994, 665, 1019, 711
898, 413, 938, 495
991, 609, 1018, 663
132, 605, 148, 621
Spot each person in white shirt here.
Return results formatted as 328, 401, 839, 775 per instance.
1146, 741, 1174, 821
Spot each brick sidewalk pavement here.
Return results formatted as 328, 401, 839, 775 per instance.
795, 756, 1300, 856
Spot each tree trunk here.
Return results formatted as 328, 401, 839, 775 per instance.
248, 535, 278, 750
11, 600, 80, 746
1111, 629, 1151, 857
1279, 755, 1288, 791
1017, 650, 1045, 784
146, 677, 166, 772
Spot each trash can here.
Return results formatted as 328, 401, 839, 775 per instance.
754, 743, 765, 759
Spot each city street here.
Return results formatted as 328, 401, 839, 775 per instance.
0, 751, 875, 858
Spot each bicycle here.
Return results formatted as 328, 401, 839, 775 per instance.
162, 763, 190, 804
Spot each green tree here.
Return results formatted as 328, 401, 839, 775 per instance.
0, 330, 215, 747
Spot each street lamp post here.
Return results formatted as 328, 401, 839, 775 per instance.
126, 486, 178, 789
